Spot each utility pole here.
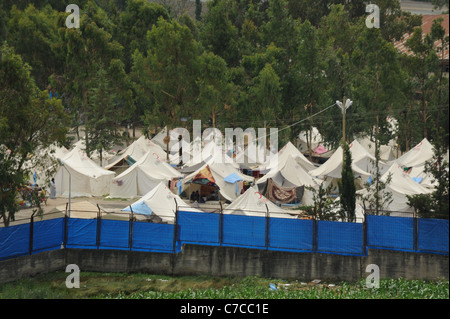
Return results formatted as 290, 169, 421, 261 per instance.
342, 96, 347, 144
336, 97, 352, 145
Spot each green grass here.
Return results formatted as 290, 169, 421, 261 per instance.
0, 272, 448, 299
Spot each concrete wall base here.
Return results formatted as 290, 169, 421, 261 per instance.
0, 245, 448, 284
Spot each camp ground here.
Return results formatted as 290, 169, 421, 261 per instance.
20, 128, 439, 221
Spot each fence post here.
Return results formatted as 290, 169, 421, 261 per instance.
265, 204, 270, 250
313, 213, 318, 253
363, 210, 367, 256
64, 202, 69, 249
413, 210, 418, 253
96, 204, 102, 250
29, 209, 37, 255
129, 205, 134, 251
173, 198, 178, 253
219, 200, 223, 246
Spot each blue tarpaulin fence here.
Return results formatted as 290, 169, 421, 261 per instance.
32, 218, 64, 253
269, 217, 314, 252
99, 219, 130, 250
417, 218, 449, 254
317, 220, 364, 256
0, 223, 30, 260
222, 214, 266, 248
66, 218, 98, 249
132, 222, 175, 253
178, 211, 219, 245
366, 215, 415, 252
1, 212, 449, 261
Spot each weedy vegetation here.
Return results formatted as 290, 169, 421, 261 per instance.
0, 272, 448, 299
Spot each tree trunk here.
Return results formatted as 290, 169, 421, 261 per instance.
422, 94, 427, 139
342, 96, 347, 145
83, 88, 90, 158
166, 126, 170, 161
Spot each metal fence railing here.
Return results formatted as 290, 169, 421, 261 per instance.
0, 204, 448, 262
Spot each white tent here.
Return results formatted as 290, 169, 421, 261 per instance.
73, 139, 117, 167
358, 163, 433, 213
183, 139, 225, 166
256, 154, 322, 206
47, 144, 70, 161
309, 140, 389, 180
298, 127, 323, 153
122, 182, 203, 223
182, 161, 254, 202
26, 143, 70, 186
151, 126, 191, 156
181, 137, 240, 171
396, 139, 449, 190
223, 186, 297, 219
408, 165, 438, 189
382, 163, 433, 212
55, 146, 115, 197
167, 135, 201, 166
264, 141, 316, 172
394, 138, 434, 168
358, 136, 397, 162
106, 135, 167, 173
109, 150, 182, 198
234, 139, 270, 169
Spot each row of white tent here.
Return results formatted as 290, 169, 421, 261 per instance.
36, 126, 446, 222
116, 132, 442, 221
47, 134, 254, 201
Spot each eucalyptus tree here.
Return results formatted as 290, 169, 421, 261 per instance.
199, 0, 241, 67
86, 60, 134, 166
0, 43, 69, 225
132, 18, 201, 155
248, 63, 282, 130
60, 0, 123, 156
118, 0, 169, 72
6, 4, 62, 90
404, 24, 442, 141
350, 27, 406, 214
197, 51, 235, 129
296, 19, 328, 158
316, 4, 363, 147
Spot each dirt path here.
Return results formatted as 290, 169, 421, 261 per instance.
4, 196, 224, 226
4, 196, 136, 226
